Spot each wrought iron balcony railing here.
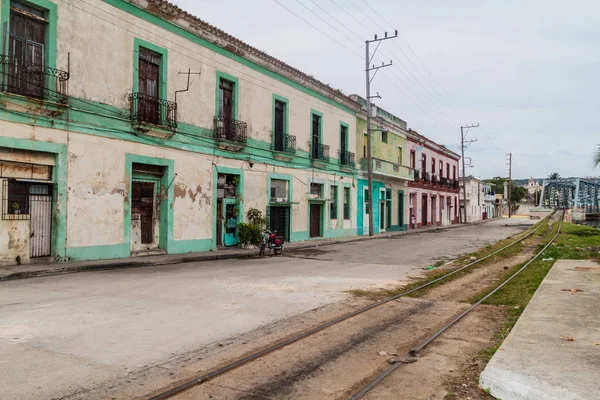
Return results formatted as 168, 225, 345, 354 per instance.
213, 115, 247, 143
311, 143, 330, 162
452, 179, 460, 189
129, 92, 177, 129
272, 133, 296, 154
1, 54, 69, 102
361, 158, 414, 180
439, 176, 450, 187
414, 169, 421, 182
339, 150, 356, 167
422, 171, 431, 182
431, 174, 440, 185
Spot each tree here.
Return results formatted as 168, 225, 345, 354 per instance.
511, 186, 526, 203
594, 146, 600, 167
547, 172, 561, 180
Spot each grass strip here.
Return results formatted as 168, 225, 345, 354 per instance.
348, 218, 552, 300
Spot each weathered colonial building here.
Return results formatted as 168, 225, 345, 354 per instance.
351, 95, 413, 234
406, 130, 460, 228
0, 0, 360, 265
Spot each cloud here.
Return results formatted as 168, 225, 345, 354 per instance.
170, 0, 600, 178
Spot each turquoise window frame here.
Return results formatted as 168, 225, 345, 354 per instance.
272, 93, 289, 148
1, 0, 58, 88
309, 109, 323, 157
133, 38, 168, 101
342, 183, 352, 221
329, 183, 339, 220
216, 71, 239, 119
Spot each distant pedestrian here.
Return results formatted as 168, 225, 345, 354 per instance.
411, 214, 416, 229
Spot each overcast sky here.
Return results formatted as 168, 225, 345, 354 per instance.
171, 0, 599, 179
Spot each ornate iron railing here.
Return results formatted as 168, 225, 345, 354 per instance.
414, 169, 421, 182
422, 171, 431, 182
311, 143, 330, 162
272, 133, 296, 154
213, 115, 247, 143
452, 179, 460, 189
339, 150, 355, 167
440, 176, 450, 187
1, 54, 69, 102
129, 92, 177, 129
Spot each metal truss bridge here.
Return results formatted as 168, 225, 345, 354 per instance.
540, 178, 600, 215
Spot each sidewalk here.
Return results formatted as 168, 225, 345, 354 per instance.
0, 219, 496, 282
479, 260, 600, 399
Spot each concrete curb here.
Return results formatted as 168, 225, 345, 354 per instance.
0, 219, 500, 282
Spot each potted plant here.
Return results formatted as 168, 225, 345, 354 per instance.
12, 202, 20, 215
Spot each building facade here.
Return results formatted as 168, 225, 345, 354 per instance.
406, 130, 460, 228
0, 0, 360, 265
351, 95, 413, 235
460, 176, 488, 222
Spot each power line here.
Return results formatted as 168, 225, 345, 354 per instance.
273, 0, 362, 58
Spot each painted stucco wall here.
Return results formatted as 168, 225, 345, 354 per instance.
355, 116, 407, 165
461, 178, 485, 222
39, 0, 355, 159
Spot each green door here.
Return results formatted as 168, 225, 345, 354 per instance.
223, 198, 238, 247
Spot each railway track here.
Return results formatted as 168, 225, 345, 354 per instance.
147, 213, 558, 400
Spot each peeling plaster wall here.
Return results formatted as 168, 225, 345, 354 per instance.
53, 0, 356, 157
0, 219, 30, 266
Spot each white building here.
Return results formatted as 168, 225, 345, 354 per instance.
460, 176, 486, 223
0, 0, 359, 265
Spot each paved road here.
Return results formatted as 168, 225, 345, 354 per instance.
0, 218, 533, 400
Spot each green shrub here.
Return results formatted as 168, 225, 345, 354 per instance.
237, 222, 263, 246
247, 208, 267, 229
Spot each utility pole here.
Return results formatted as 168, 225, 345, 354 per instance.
365, 30, 397, 236
460, 124, 479, 224
507, 153, 512, 218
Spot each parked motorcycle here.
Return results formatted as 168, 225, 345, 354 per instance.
259, 230, 285, 256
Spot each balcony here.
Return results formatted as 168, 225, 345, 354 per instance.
439, 176, 450, 187
214, 115, 248, 149
484, 194, 496, 202
361, 158, 414, 180
414, 169, 421, 182
1, 54, 69, 102
272, 133, 296, 154
339, 150, 356, 168
129, 93, 177, 131
311, 143, 330, 162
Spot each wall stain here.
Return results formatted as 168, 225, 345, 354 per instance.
174, 183, 187, 200
110, 188, 124, 196
187, 184, 203, 203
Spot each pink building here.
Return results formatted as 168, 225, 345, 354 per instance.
406, 129, 461, 229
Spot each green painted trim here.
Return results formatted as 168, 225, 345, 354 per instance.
329, 182, 339, 221
101, 0, 356, 115
1, 0, 58, 82
342, 183, 352, 221
67, 244, 129, 261
309, 109, 323, 156
125, 153, 175, 252
213, 165, 244, 248
339, 120, 349, 156
0, 136, 66, 259
133, 38, 168, 100
167, 238, 212, 254
0, 96, 357, 176
216, 71, 239, 119
271, 93, 289, 148
267, 172, 293, 239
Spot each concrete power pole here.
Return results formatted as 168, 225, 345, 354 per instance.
365, 31, 397, 236
507, 153, 512, 218
460, 124, 479, 224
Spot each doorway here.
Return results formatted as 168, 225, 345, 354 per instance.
309, 203, 322, 238
29, 184, 52, 258
431, 196, 437, 226
422, 194, 428, 227
270, 206, 290, 240
362, 188, 370, 233
398, 191, 404, 228
216, 173, 240, 247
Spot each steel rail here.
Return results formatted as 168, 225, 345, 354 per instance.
147, 214, 553, 400
348, 211, 564, 400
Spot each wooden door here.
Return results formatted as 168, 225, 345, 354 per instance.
138, 48, 160, 123
309, 203, 321, 238
219, 79, 234, 138
274, 100, 285, 151
29, 185, 52, 258
421, 194, 428, 227
132, 182, 155, 244
340, 125, 347, 163
312, 115, 320, 158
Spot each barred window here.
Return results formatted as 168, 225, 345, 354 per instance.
343, 187, 350, 220
330, 185, 338, 219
